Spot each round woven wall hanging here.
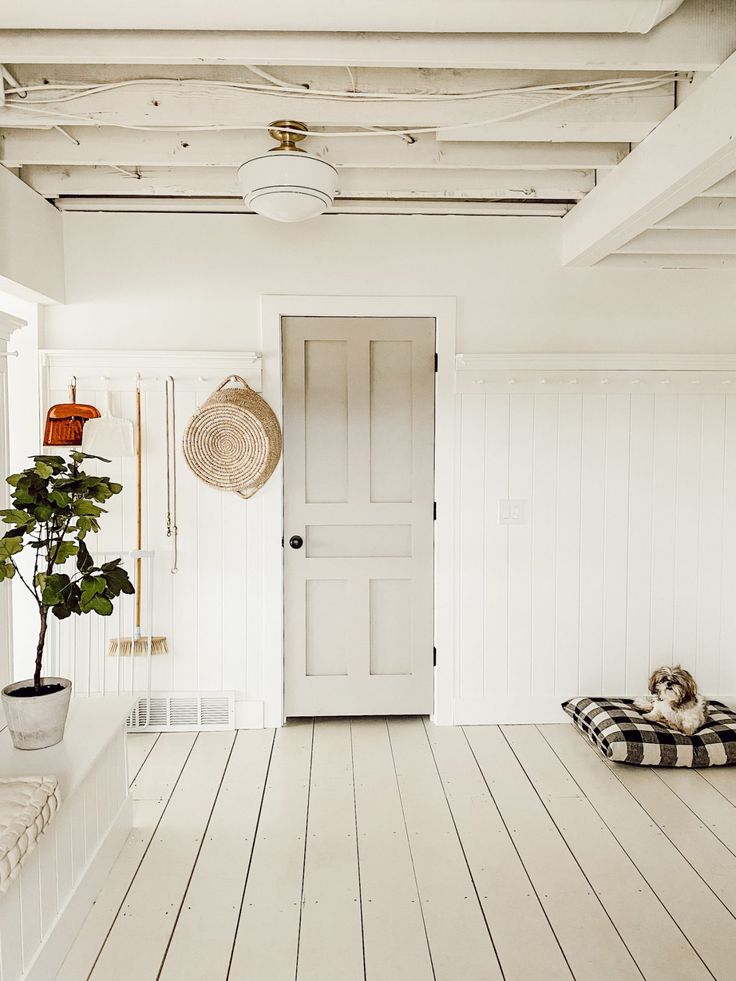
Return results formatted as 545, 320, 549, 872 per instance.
183, 375, 282, 499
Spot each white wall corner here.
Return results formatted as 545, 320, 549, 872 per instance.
0, 166, 65, 303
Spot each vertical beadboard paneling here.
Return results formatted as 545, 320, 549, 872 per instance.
625, 394, 655, 692
458, 395, 486, 699
482, 395, 510, 695
530, 395, 558, 696
672, 396, 703, 666
696, 395, 725, 692
554, 395, 582, 695
454, 377, 736, 723
602, 394, 631, 693
507, 395, 534, 696
649, 395, 678, 669
720, 395, 736, 694
578, 394, 607, 693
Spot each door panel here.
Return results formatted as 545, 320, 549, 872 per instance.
283, 317, 435, 716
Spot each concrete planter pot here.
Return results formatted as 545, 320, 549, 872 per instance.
1, 677, 73, 750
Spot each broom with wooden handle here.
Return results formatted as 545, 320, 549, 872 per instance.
107, 380, 168, 657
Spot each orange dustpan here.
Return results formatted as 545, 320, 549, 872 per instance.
43, 380, 100, 447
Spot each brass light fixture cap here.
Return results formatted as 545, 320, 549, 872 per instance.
268, 120, 309, 153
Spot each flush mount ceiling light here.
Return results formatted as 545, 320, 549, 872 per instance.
237, 121, 339, 222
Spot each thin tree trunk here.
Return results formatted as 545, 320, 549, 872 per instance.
34, 609, 48, 692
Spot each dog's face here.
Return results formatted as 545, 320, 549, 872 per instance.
648, 665, 698, 707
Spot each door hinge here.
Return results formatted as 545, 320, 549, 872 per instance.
281, 535, 284, 548
433, 647, 437, 666
434, 352, 439, 372
433, 501, 437, 520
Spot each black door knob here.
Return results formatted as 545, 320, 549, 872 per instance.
289, 535, 304, 550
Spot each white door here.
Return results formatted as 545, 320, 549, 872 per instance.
283, 317, 435, 716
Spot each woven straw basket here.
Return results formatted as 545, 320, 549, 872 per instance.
183, 375, 282, 499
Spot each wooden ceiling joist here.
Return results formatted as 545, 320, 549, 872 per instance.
616, 229, 736, 254
562, 51, 736, 267
0, 1, 732, 71
655, 198, 736, 230
21, 164, 593, 201
0, 80, 673, 145
0, 129, 628, 171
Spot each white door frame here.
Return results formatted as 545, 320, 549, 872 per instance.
260, 295, 457, 727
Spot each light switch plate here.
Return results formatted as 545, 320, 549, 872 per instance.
498, 499, 526, 525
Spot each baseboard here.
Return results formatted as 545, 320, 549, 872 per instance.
235, 699, 265, 729
454, 695, 570, 726
23, 797, 133, 981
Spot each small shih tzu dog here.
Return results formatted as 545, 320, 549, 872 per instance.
634, 665, 708, 736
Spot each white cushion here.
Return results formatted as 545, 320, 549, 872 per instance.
0, 776, 60, 892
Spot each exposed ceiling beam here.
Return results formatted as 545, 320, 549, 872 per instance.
562, 52, 736, 267
0, 129, 628, 171
0, 2, 732, 70
598, 253, 736, 269
616, 228, 736, 254
0, 0, 689, 33
655, 198, 736, 229
0, 80, 673, 144
0, 165, 64, 302
22, 165, 593, 201
53, 197, 570, 216
701, 173, 736, 197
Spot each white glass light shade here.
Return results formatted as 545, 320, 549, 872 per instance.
237, 152, 339, 222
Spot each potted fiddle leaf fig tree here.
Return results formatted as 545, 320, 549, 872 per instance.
0, 452, 134, 749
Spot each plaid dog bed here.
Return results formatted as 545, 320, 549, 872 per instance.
562, 696, 736, 767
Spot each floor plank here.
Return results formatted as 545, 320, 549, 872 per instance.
158, 729, 275, 981
699, 765, 736, 806
657, 768, 736, 855
228, 720, 314, 981
542, 724, 736, 981
503, 725, 712, 981
425, 722, 571, 981
612, 760, 736, 914
55, 732, 197, 981
351, 719, 434, 981
296, 720, 364, 981
465, 724, 642, 981
125, 732, 160, 785
388, 718, 503, 981
88, 731, 235, 981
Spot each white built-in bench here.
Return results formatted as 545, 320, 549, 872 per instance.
0, 697, 133, 981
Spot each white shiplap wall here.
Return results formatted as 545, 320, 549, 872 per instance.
454, 362, 736, 724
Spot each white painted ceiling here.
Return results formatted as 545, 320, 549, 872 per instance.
0, 0, 734, 267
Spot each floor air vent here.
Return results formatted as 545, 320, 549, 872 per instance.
127, 692, 235, 731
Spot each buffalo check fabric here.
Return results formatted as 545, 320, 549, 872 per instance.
562, 696, 736, 767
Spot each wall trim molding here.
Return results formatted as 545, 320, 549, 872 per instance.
455, 352, 736, 395
457, 353, 736, 372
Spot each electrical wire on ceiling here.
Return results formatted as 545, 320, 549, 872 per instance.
0, 72, 679, 141
0, 71, 678, 105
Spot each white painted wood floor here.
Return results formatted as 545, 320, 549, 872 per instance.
54, 719, 736, 981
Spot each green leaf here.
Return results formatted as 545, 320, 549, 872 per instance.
42, 573, 70, 606
34, 461, 54, 479
6, 474, 21, 487
76, 539, 95, 574
108, 482, 123, 495
80, 576, 106, 602
73, 500, 104, 517
0, 537, 23, 561
103, 565, 135, 597
48, 490, 71, 508
0, 508, 33, 527
32, 504, 53, 521
86, 594, 114, 616
50, 541, 78, 566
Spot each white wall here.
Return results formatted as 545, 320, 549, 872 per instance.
40, 212, 736, 724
